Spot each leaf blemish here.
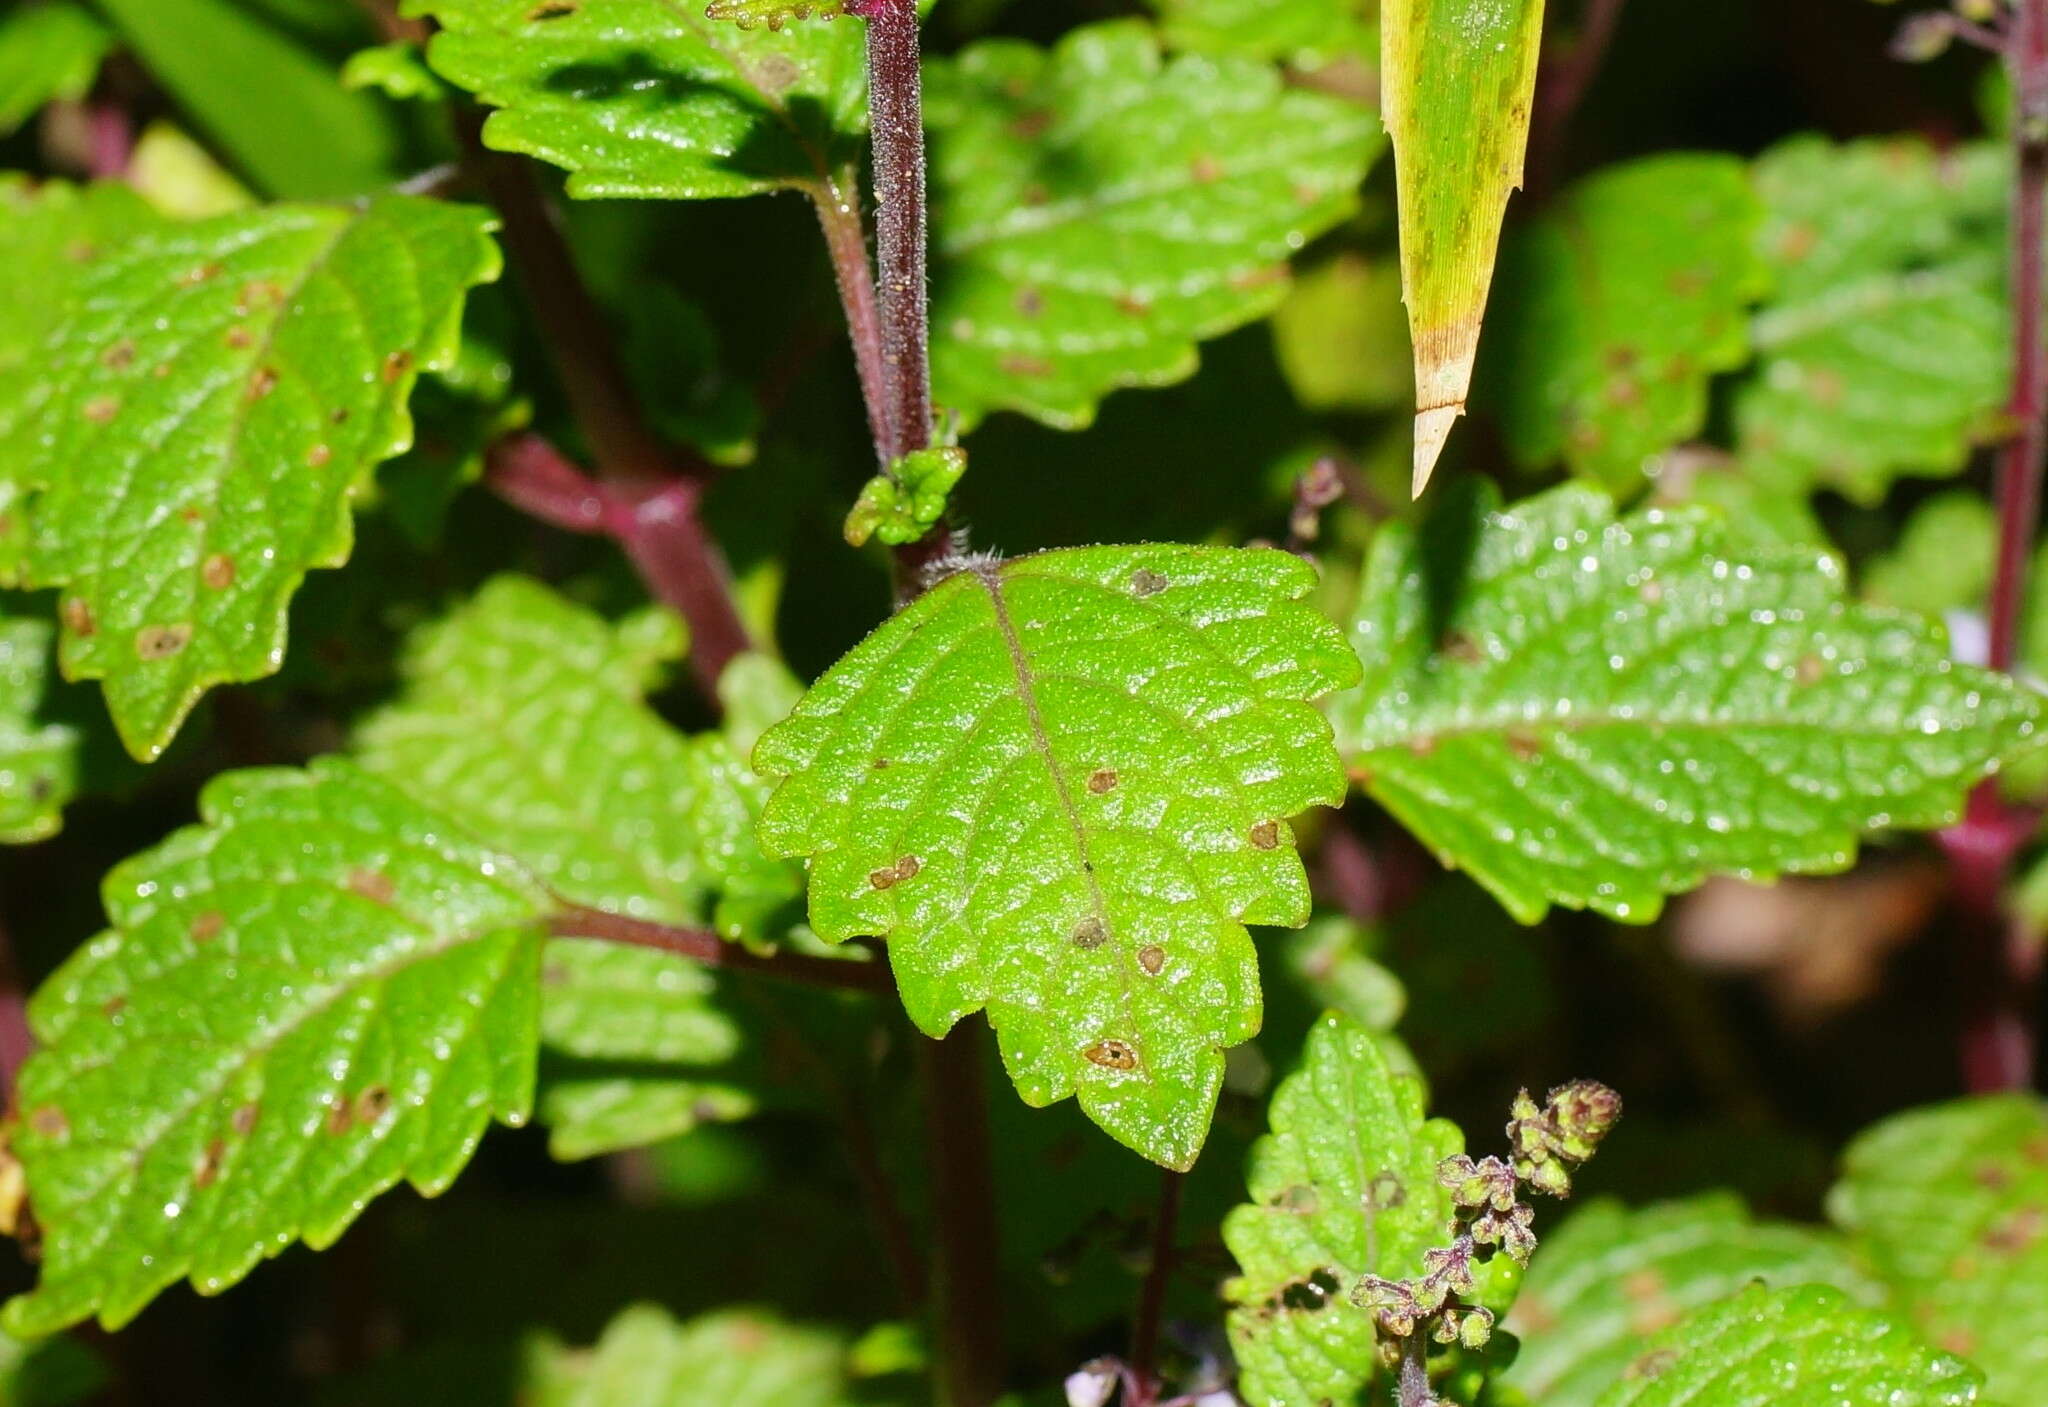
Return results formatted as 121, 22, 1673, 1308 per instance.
1087, 767, 1117, 793
1138, 944, 1165, 975
1071, 916, 1107, 949
83, 396, 118, 424
1249, 819, 1280, 850
1083, 1039, 1138, 1070
61, 597, 96, 637
247, 367, 278, 401
190, 910, 226, 943
381, 351, 414, 384
232, 1102, 260, 1135
135, 624, 194, 660
348, 869, 396, 905
202, 554, 236, 591
355, 1086, 393, 1125
194, 1138, 226, 1189
1129, 568, 1168, 597
29, 1107, 67, 1140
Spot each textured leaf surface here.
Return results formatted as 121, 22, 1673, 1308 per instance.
1492, 155, 1765, 489
1736, 136, 2006, 503
4, 760, 547, 1334
1503, 1194, 1882, 1407
1147, 0, 1375, 68
526, 1304, 856, 1407
1589, 1283, 1981, 1407
0, 2, 112, 135
353, 576, 798, 939
0, 616, 77, 843
535, 941, 752, 1161
754, 545, 1358, 1168
1329, 483, 2042, 923
925, 22, 1379, 430
409, 0, 867, 199
1829, 1095, 2048, 1402
0, 177, 158, 384
1222, 1012, 1512, 1407
1, 197, 499, 759
1383, 0, 1545, 492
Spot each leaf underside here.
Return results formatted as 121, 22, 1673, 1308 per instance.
753, 544, 1359, 1168
1330, 482, 2042, 923
5, 760, 546, 1335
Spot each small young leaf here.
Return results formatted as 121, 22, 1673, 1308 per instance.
0, 617, 78, 844
754, 545, 1359, 1168
408, 0, 868, 200
1328, 482, 2043, 923
0, 2, 112, 136
1828, 1095, 2048, 1399
526, 1304, 858, 1407
1382, 0, 1545, 494
1588, 1283, 1981, 1407
1736, 136, 2007, 503
925, 22, 1380, 430
352, 576, 798, 940
1222, 1012, 1513, 1407
1502, 1194, 1883, 1407
1491, 154, 1767, 490
844, 446, 966, 548
3, 760, 548, 1334
3, 197, 500, 760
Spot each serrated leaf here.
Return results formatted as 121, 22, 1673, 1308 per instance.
407, 0, 868, 200
3, 760, 548, 1335
925, 21, 1380, 431
1829, 1095, 2048, 1401
1328, 482, 2043, 923
1503, 1194, 1883, 1407
1383, 0, 1545, 493
351, 575, 798, 939
0, 616, 78, 844
1491, 154, 1767, 490
754, 545, 1359, 1168
0, 3, 112, 136
1222, 1011, 1514, 1407
1589, 1283, 1981, 1407
1736, 136, 2008, 503
526, 1304, 857, 1407
1, 197, 500, 760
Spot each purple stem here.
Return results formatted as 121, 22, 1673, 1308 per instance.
855, 0, 935, 459
548, 907, 895, 995
813, 175, 901, 463
1125, 1168, 1186, 1407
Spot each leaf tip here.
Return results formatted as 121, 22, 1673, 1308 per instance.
1412, 404, 1463, 498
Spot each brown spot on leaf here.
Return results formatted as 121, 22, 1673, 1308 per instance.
225, 326, 253, 350
355, 1086, 393, 1125
871, 757, 890, 769
1189, 154, 1223, 182
202, 554, 236, 590
1795, 654, 1825, 685
348, 870, 396, 905
232, 1102, 260, 1135
241, 280, 282, 309
194, 1138, 226, 1189
308, 443, 332, 468
1130, 568, 1168, 597
529, 0, 577, 16
103, 340, 136, 370
103, 996, 126, 1019
29, 1107, 67, 1140
2022, 1132, 2048, 1164
1083, 1039, 1138, 1071
61, 597, 96, 637
83, 396, 118, 424
1938, 1327, 1978, 1358
868, 855, 921, 890
1228, 266, 1287, 293
331, 407, 351, 425
1138, 944, 1165, 975
136, 624, 193, 660
1976, 1161, 2014, 1191
1115, 294, 1152, 317
1777, 223, 1819, 262
382, 350, 414, 384
869, 865, 901, 890
1087, 768, 1117, 794
1983, 1205, 2045, 1254
1071, 916, 1108, 949
177, 262, 222, 287
1625, 1348, 1678, 1382
326, 1100, 353, 1136
999, 354, 1055, 378
191, 910, 226, 943
1440, 630, 1483, 663
1009, 109, 1053, 140
894, 855, 920, 880
247, 367, 278, 401
1507, 730, 1543, 761
1249, 820, 1280, 850
1014, 286, 1044, 317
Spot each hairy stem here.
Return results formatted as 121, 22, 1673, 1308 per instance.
1125, 1168, 1186, 1407
549, 907, 895, 995
915, 1023, 1005, 1407
1395, 1333, 1435, 1407
862, 0, 934, 458
465, 133, 755, 691
813, 173, 900, 463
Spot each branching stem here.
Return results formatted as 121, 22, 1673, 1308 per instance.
548, 907, 895, 995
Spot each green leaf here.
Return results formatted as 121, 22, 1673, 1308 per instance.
1145, 0, 1378, 72
1491, 154, 1767, 490
2, 196, 500, 760
1221, 1011, 1514, 1407
1329, 482, 2043, 923
407, 0, 868, 200
926, 21, 1380, 430
1829, 1095, 2048, 1401
703, 0, 850, 28
535, 940, 754, 1161
0, 1327, 107, 1407
525, 1304, 858, 1407
1736, 136, 2008, 503
1588, 1283, 1982, 1407
753, 545, 1359, 1168
1272, 252, 1413, 414
91, 0, 405, 198
341, 42, 450, 104
844, 447, 966, 548
1382, 0, 1545, 493
352, 575, 798, 939
4, 760, 548, 1335
127, 121, 258, 219
1863, 493, 1999, 620
0, 176, 159, 380
0, 2, 112, 136
1503, 1194, 1883, 1407
0, 616, 77, 844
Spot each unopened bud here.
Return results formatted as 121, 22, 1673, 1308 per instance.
1889, 12, 1955, 62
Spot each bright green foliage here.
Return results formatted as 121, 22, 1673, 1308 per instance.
1863, 493, 1998, 619
0, 3, 112, 136
1222, 1012, 1515, 1407
91, 0, 403, 198
0, 617, 77, 844
1503, 1194, 1882, 1407
526, 1305, 857, 1407
754, 544, 1359, 1168
1829, 1095, 2048, 1402
127, 121, 257, 218
409, 0, 868, 200
1145, 0, 1376, 70
1589, 1283, 1981, 1407
352, 576, 798, 940
2, 197, 499, 760
924, 21, 1379, 429
341, 42, 449, 104
535, 940, 753, 1161
1382, 0, 1545, 493
1494, 155, 1766, 490
1272, 253, 1413, 413
3, 760, 548, 1335
843, 447, 967, 548
1329, 483, 2042, 923
703, 0, 850, 29
1737, 136, 2007, 503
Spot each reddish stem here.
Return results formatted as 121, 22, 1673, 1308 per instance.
0, 912, 34, 1113
914, 1023, 1005, 1407
857, 0, 934, 458
548, 907, 895, 995
1125, 1168, 1186, 1407
812, 174, 900, 463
